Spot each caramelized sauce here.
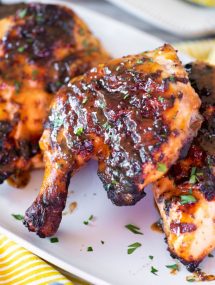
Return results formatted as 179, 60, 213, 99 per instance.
7, 171, 30, 188
151, 219, 164, 233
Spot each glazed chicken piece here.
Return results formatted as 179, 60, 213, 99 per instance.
24, 44, 201, 237
0, 3, 109, 186
153, 62, 215, 271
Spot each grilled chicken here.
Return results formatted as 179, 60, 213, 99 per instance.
153, 62, 215, 271
24, 44, 201, 237
0, 3, 109, 186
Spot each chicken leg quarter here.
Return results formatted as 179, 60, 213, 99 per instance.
24, 44, 201, 237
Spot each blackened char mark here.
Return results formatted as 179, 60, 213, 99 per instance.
3, 4, 75, 65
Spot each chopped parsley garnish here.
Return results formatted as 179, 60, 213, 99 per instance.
79, 28, 85, 35
18, 46, 25, 53
56, 81, 62, 87
101, 240, 105, 244
180, 194, 197, 205
87, 246, 93, 252
136, 59, 144, 65
14, 80, 21, 93
12, 214, 24, 221
82, 97, 88, 104
166, 264, 179, 271
127, 242, 142, 254
186, 277, 195, 282
169, 75, 175, 82
83, 215, 94, 225
18, 8, 27, 18
146, 88, 151, 93
82, 39, 89, 48
103, 122, 111, 130
151, 266, 158, 275
158, 96, 164, 103
208, 253, 214, 258
189, 167, 197, 184
50, 237, 59, 243
125, 224, 143, 235
149, 255, 154, 260
32, 70, 39, 80
111, 180, 117, 185
74, 126, 84, 136
157, 163, 167, 172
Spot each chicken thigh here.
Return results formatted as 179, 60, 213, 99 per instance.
0, 3, 109, 186
153, 62, 215, 271
24, 44, 201, 237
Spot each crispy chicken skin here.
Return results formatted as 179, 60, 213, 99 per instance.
0, 3, 109, 185
153, 62, 215, 271
24, 44, 201, 237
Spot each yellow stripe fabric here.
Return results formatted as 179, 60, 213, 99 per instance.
0, 234, 74, 285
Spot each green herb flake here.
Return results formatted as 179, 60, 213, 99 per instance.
82, 39, 89, 49
146, 88, 151, 93
157, 163, 167, 172
151, 266, 158, 275
186, 277, 196, 282
18, 46, 25, 53
79, 28, 85, 36
127, 242, 142, 255
136, 59, 144, 65
166, 264, 179, 271
149, 255, 154, 260
87, 246, 93, 252
74, 126, 84, 136
83, 215, 94, 225
89, 215, 94, 221
12, 214, 24, 221
208, 253, 214, 258
189, 175, 196, 184
125, 224, 143, 235
103, 122, 111, 130
50, 237, 59, 243
14, 80, 22, 93
32, 70, 39, 80
180, 194, 197, 205
18, 8, 27, 18
111, 180, 117, 185
56, 81, 62, 87
169, 75, 175, 82
158, 96, 165, 103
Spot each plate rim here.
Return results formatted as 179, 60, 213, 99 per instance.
106, 0, 215, 37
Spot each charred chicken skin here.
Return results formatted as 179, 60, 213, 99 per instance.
0, 3, 109, 186
24, 44, 201, 237
153, 62, 215, 271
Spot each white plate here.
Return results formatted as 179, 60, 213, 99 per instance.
0, 1, 214, 285
107, 0, 215, 37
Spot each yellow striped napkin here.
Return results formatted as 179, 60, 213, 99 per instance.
0, 234, 76, 285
